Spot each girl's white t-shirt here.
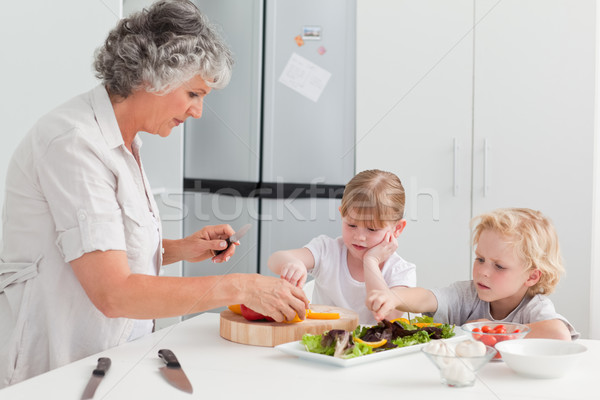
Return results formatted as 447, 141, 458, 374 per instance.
305, 235, 416, 324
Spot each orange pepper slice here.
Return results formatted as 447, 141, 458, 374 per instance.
306, 309, 340, 320
414, 322, 442, 328
390, 318, 410, 325
228, 304, 242, 315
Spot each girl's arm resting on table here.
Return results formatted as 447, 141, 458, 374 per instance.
526, 319, 572, 341
70, 250, 308, 321
267, 248, 315, 288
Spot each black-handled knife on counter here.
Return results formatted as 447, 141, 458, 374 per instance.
214, 223, 251, 255
158, 349, 193, 394
81, 357, 111, 399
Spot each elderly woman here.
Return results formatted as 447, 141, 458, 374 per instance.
0, 0, 308, 386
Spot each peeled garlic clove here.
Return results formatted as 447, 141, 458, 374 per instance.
455, 340, 486, 357
425, 340, 453, 357
442, 358, 476, 385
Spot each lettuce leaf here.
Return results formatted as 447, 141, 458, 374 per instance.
302, 333, 333, 355
391, 330, 431, 347
440, 324, 455, 339
412, 315, 434, 324
302, 332, 373, 359
342, 341, 373, 359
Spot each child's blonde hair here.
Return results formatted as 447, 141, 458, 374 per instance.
340, 169, 405, 228
472, 208, 564, 296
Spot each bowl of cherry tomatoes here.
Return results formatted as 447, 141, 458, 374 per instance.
460, 322, 530, 360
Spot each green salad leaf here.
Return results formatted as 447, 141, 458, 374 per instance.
391, 329, 430, 347
302, 333, 335, 355
345, 341, 373, 358
412, 315, 435, 324
440, 323, 455, 339
301, 333, 373, 359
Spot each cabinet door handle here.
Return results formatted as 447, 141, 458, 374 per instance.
483, 139, 490, 197
453, 138, 459, 196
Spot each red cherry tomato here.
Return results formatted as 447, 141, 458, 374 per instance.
493, 325, 507, 334
473, 327, 482, 333
479, 335, 497, 347
493, 352, 502, 359
481, 325, 492, 333
513, 328, 521, 333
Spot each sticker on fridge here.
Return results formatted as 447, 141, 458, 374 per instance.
278, 53, 331, 102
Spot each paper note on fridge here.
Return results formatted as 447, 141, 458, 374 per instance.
279, 53, 331, 102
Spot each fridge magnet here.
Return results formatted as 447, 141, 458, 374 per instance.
294, 35, 304, 47
278, 52, 331, 102
317, 46, 326, 55
302, 25, 322, 40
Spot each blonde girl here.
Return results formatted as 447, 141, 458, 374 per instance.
268, 169, 416, 324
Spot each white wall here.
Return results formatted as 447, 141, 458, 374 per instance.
0, 0, 121, 242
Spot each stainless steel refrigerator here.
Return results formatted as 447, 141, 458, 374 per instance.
182, 0, 356, 288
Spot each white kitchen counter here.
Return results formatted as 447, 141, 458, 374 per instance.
1, 313, 597, 399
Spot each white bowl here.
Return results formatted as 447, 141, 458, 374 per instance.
495, 339, 587, 379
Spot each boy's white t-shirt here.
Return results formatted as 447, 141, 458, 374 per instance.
425, 280, 579, 340
305, 235, 416, 325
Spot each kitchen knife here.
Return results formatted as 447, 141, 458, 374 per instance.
158, 349, 193, 394
214, 223, 252, 255
81, 357, 111, 400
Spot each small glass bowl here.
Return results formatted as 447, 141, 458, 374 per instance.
422, 344, 497, 387
461, 322, 530, 360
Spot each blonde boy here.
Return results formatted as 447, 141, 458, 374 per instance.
367, 208, 577, 340
268, 169, 416, 324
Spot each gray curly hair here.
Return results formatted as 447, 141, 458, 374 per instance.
94, 0, 233, 98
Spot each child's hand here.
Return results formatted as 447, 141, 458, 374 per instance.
364, 231, 398, 266
366, 287, 400, 322
279, 262, 308, 288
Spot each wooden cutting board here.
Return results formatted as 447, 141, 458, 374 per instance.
220, 304, 359, 347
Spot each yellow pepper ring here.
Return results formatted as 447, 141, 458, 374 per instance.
353, 336, 387, 348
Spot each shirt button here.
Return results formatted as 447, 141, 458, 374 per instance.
78, 211, 86, 221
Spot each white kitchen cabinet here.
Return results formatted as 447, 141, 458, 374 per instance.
472, 0, 596, 339
356, 0, 475, 288
357, 0, 599, 338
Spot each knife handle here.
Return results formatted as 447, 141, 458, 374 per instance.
93, 357, 111, 376
213, 238, 232, 256
158, 349, 181, 368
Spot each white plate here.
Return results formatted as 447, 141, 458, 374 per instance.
276, 330, 466, 367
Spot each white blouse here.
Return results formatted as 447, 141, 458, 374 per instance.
0, 85, 162, 387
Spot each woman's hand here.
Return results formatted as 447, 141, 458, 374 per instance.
176, 224, 237, 264
364, 231, 398, 266
241, 275, 309, 322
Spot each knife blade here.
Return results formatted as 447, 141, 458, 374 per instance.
81, 357, 111, 400
158, 349, 193, 394
214, 223, 252, 255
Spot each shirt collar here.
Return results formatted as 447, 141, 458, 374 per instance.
91, 84, 127, 150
